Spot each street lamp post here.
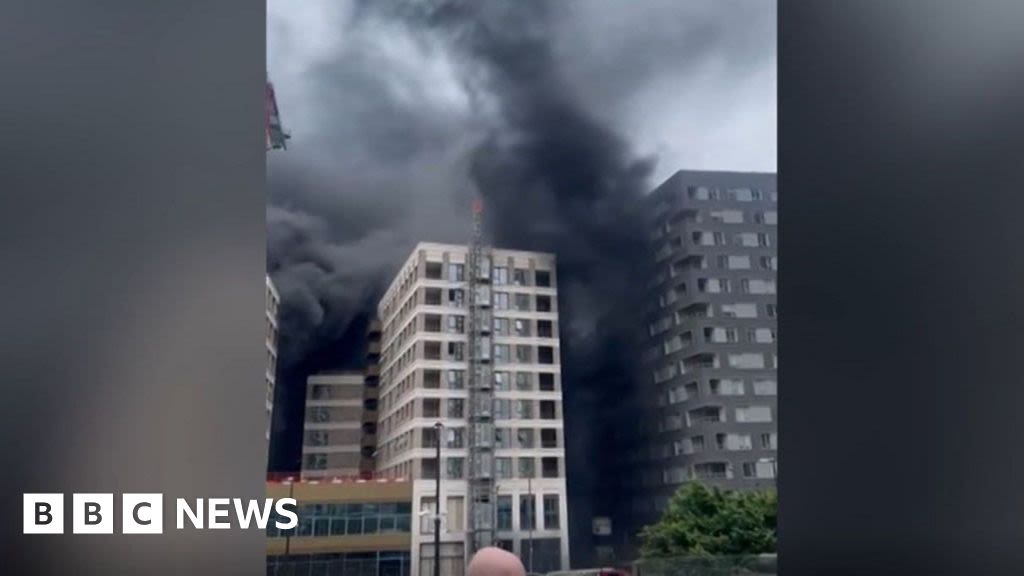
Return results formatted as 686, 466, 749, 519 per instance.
434, 421, 443, 576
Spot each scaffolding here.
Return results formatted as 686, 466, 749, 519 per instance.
266, 78, 291, 151
466, 196, 496, 553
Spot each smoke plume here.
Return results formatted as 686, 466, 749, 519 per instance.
267, 0, 775, 554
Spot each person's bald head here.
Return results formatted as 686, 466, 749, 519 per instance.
467, 547, 527, 576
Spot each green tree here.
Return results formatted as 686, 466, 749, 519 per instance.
639, 482, 777, 558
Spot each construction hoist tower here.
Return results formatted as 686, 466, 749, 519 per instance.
466, 196, 497, 554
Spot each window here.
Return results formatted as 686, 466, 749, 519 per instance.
422, 457, 439, 480
538, 346, 555, 364
425, 262, 443, 279
535, 270, 551, 287
515, 345, 533, 364
497, 496, 513, 530
743, 460, 776, 479
447, 458, 465, 480
536, 295, 552, 312
736, 406, 773, 423
307, 430, 329, 446
514, 400, 534, 419
728, 353, 766, 369
710, 379, 745, 396
688, 185, 710, 200
494, 371, 510, 391
765, 303, 778, 318
512, 268, 528, 286
424, 314, 442, 332
726, 255, 751, 269
517, 428, 535, 448
494, 344, 510, 364
494, 400, 511, 421
691, 231, 716, 246
422, 427, 440, 449
540, 400, 557, 420
760, 433, 778, 449
447, 398, 465, 418
420, 497, 437, 533
721, 303, 758, 318
742, 462, 757, 478
520, 495, 536, 530
447, 288, 465, 307
732, 188, 754, 202
446, 370, 464, 390
694, 462, 731, 480
541, 457, 559, 478
717, 433, 753, 451
751, 328, 776, 343
495, 457, 513, 479
758, 233, 772, 247
423, 398, 441, 418
425, 288, 443, 305
494, 427, 511, 448
687, 407, 723, 425
541, 428, 558, 448
515, 372, 533, 390
446, 427, 465, 448
423, 341, 442, 360
446, 496, 465, 531
543, 495, 560, 529
448, 342, 465, 361
759, 256, 778, 271
753, 380, 777, 395
493, 267, 509, 285
493, 317, 509, 335
446, 315, 465, 334
514, 318, 531, 336
305, 453, 327, 470
704, 327, 738, 343
734, 233, 757, 247
494, 292, 510, 310
518, 457, 536, 478
448, 263, 465, 282
710, 209, 744, 223
690, 436, 705, 452
538, 372, 555, 391
698, 278, 729, 293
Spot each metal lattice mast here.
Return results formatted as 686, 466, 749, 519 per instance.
466, 196, 496, 554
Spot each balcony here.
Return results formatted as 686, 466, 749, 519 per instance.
693, 462, 732, 480
687, 406, 725, 425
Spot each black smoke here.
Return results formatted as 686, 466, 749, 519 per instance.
267, 0, 774, 559
354, 0, 655, 560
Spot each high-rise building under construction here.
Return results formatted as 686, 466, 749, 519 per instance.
375, 241, 570, 576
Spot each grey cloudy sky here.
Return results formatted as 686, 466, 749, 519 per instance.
265, 0, 775, 383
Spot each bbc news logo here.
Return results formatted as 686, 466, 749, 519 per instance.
23, 493, 297, 534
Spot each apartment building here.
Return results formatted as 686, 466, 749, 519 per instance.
267, 275, 280, 443
375, 242, 569, 576
302, 372, 368, 479
627, 170, 778, 541
266, 477, 413, 576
